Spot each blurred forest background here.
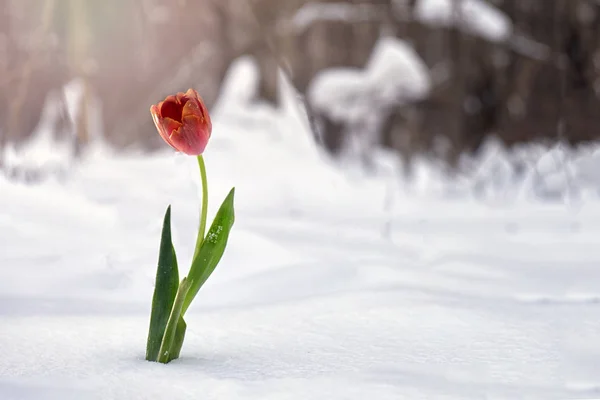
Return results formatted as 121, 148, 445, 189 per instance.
1, 0, 600, 176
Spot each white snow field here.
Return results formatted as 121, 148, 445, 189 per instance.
1, 56, 600, 400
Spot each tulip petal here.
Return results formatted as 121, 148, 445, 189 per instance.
170, 115, 210, 155
181, 97, 204, 122
197, 98, 212, 133
150, 104, 161, 119
160, 98, 183, 123
157, 118, 182, 150
185, 88, 200, 100
150, 89, 212, 155
182, 96, 212, 138
176, 91, 189, 105
151, 105, 175, 149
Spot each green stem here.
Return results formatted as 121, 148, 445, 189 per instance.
193, 155, 209, 260
157, 278, 190, 363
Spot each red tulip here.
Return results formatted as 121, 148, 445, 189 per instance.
150, 88, 212, 155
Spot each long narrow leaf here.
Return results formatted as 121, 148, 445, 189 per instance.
182, 187, 235, 315
145, 205, 179, 362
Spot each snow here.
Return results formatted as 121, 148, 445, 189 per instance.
307, 37, 430, 162
291, 0, 512, 44
307, 67, 367, 123
1, 59, 600, 400
409, 138, 600, 204
308, 37, 430, 123
2, 91, 75, 179
292, 2, 386, 32
414, 0, 512, 42
2, 78, 106, 182
365, 37, 431, 103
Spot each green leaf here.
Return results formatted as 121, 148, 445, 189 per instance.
145, 205, 179, 362
182, 187, 235, 315
157, 278, 191, 363
169, 317, 187, 362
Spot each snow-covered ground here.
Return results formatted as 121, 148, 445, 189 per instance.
1, 58, 600, 400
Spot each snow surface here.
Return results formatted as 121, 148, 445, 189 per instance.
1, 59, 600, 400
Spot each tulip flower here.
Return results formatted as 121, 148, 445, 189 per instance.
150, 88, 212, 156
145, 89, 235, 364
